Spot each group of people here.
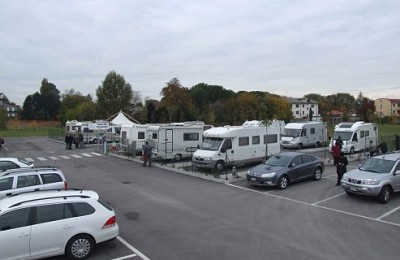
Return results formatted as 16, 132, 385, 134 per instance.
65, 132, 84, 150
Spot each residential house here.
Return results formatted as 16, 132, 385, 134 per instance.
0, 93, 19, 119
287, 97, 321, 121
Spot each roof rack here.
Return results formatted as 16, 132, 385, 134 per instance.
1, 166, 60, 176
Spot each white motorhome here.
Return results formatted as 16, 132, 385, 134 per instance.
280, 121, 327, 149
119, 123, 148, 154
65, 120, 109, 144
329, 121, 378, 154
147, 122, 212, 161
192, 120, 285, 171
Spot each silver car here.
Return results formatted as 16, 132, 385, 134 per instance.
341, 152, 400, 203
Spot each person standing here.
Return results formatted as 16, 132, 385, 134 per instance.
331, 142, 341, 166
376, 140, 388, 154
336, 152, 348, 186
142, 141, 153, 167
335, 136, 343, 149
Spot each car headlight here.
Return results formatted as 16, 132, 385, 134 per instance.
247, 169, 251, 174
204, 157, 212, 161
362, 179, 377, 185
342, 174, 348, 181
261, 172, 275, 178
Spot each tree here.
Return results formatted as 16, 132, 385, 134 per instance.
96, 71, 134, 118
21, 92, 42, 120
60, 89, 95, 123
160, 78, 193, 122
40, 78, 61, 120
0, 109, 7, 130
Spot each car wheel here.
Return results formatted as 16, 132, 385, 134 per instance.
66, 234, 94, 260
315, 142, 320, 148
378, 186, 391, 204
173, 154, 182, 162
215, 161, 225, 172
277, 175, 288, 190
349, 147, 354, 155
93, 138, 98, 144
313, 167, 322, 180
298, 143, 303, 150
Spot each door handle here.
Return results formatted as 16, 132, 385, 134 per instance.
18, 233, 29, 238
63, 225, 73, 229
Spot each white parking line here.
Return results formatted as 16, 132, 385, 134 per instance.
49, 156, 59, 160
59, 155, 71, 159
376, 206, 400, 220
91, 152, 103, 156
116, 236, 151, 260
25, 157, 34, 162
226, 183, 400, 228
112, 254, 137, 260
82, 153, 93, 157
37, 157, 47, 161
70, 154, 82, 158
312, 193, 345, 205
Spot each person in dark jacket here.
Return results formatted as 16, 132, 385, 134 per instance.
376, 140, 388, 154
336, 152, 348, 186
142, 141, 153, 167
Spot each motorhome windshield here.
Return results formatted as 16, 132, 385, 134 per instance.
333, 131, 353, 141
282, 129, 300, 138
200, 137, 223, 151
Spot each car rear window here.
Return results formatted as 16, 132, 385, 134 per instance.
40, 173, 62, 184
0, 177, 14, 191
72, 202, 95, 216
97, 198, 113, 211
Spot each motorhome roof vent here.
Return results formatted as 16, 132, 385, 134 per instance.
243, 120, 263, 127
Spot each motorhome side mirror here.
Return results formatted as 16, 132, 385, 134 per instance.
197, 144, 200, 149
395, 170, 400, 176
221, 147, 226, 153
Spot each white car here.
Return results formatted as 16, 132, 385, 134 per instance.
0, 189, 119, 260
0, 168, 68, 199
0, 157, 33, 172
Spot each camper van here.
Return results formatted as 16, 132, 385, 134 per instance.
119, 123, 148, 154
147, 122, 212, 161
329, 121, 378, 154
280, 121, 327, 149
192, 120, 285, 171
65, 120, 109, 144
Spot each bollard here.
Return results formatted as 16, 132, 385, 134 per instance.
232, 166, 237, 178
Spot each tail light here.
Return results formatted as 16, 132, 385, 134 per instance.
64, 181, 68, 190
103, 216, 116, 229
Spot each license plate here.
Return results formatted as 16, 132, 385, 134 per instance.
251, 178, 257, 181
350, 187, 357, 192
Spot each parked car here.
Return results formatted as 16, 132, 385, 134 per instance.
0, 189, 119, 260
341, 152, 400, 203
0, 168, 67, 199
246, 152, 324, 189
0, 157, 33, 172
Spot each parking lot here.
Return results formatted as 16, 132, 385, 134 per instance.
2, 137, 400, 260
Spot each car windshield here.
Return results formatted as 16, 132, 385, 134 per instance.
333, 131, 352, 141
266, 154, 292, 167
200, 137, 223, 151
359, 158, 395, 174
282, 129, 300, 138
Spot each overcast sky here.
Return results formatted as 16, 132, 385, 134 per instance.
1, 0, 399, 106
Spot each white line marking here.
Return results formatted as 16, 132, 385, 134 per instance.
312, 193, 345, 205
112, 253, 137, 260
37, 157, 47, 161
117, 236, 151, 260
376, 206, 400, 220
91, 152, 103, 156
49, 156, 59, 160
81, 153, 93, 157
225, 183, 400, 228
70, 154, 82, 158
59, 155, 71, 159
25, 158, 34, 162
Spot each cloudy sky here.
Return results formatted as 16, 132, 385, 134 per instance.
1, 0, 399, 106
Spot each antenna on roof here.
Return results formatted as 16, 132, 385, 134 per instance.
80, 177, 92, 193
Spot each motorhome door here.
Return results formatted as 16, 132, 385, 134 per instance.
164, 129, 173, 154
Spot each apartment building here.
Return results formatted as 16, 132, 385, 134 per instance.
375, 98, 400, 117
287, 98, 320, 120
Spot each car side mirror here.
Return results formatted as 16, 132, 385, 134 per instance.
395, 170, 400, 175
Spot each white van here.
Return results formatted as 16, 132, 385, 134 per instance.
147, 122, 212, 161
192, 120, 285, 171
280, 121, 327, 149
119, 123, 148, 154
329, 121, 378, 154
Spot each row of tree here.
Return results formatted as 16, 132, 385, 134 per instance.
14, 71, 375, 126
